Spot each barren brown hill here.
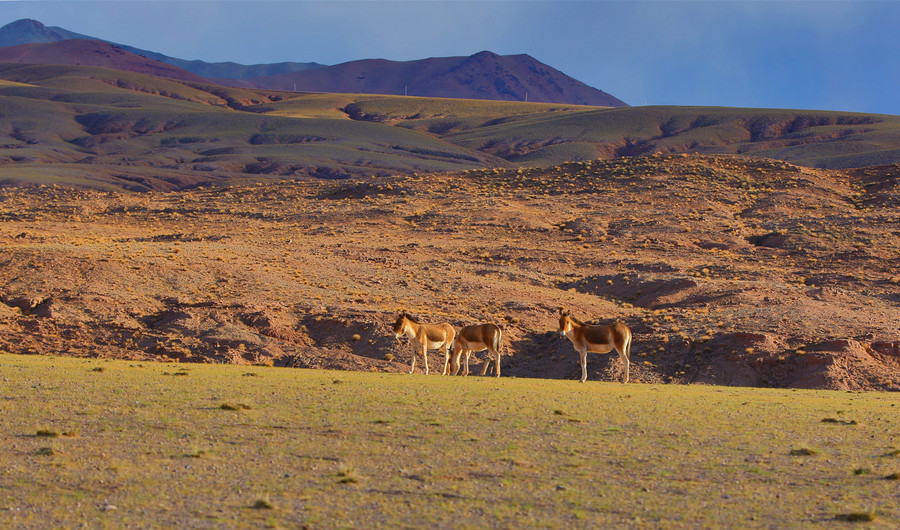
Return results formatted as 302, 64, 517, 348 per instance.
1, 154, 897, 390
247, 51, 627, 106
0, 39, 209, 83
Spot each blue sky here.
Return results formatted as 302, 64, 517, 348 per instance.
2, 1, 898, 115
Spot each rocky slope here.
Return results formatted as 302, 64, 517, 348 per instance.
1, 154, 897, 390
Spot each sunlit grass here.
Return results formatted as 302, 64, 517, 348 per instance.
1, 353, 897, 527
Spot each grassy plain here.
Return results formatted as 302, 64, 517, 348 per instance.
1, 353, 897, 528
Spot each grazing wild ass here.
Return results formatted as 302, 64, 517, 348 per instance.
557, 309, 632, 383
392, 313, 456, 375
451, 323, 503, 377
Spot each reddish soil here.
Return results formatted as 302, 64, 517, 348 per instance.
1, 154, 898, 390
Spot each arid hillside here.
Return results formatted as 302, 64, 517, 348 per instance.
1, 154, 898, 390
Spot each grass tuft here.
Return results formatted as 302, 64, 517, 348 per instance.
252, 497, 275, 510
790, 447, 817, 456
220, 403, 252, 411
337, 462, 360, 484
835, 512, 876, 522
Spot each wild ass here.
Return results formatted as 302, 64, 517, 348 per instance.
392, 312, 456, 375
451, 323, 503, 377
557, 309, 632, 383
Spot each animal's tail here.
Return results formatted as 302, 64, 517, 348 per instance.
494, 326, 503, 358
624, 327, 632, 361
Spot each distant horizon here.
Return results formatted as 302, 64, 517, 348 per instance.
1, 1, 898, 116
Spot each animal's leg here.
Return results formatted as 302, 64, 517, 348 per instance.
449, 344, 462, 375
423, 345, 429, 375
463, 350, 472, 376
441, 345, 451, 376
480, 356, 490, 376
494, 351, 500, 377
579, 348, 588, 383
409, 348, 416, 374
620, 337, 632, 383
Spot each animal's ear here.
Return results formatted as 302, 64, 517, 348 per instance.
559, 308, 569, 316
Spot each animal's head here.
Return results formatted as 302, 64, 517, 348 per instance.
557, 308, 573, 336
393, 312, 415, 337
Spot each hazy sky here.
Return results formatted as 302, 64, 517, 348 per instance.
3, 1, 898, 115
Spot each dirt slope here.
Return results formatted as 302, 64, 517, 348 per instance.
0, 154, 898, 390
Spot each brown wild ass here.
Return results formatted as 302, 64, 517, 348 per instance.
451, 323, 503, 377
557, 309, 632, 383
392, 313, 456, 375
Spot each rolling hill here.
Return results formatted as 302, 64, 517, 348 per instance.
0, 64, 899, 190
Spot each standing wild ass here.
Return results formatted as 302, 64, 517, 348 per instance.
451, 323, 503, 377
392, 313, 456, 375
557, 309, 632, 383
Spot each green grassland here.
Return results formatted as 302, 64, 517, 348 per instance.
2, 353, 897, 527
2, 64, 899, 190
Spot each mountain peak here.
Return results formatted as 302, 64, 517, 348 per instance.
0, 18, 90, 47
471, 50, 500, 60
7, 18, 45, 30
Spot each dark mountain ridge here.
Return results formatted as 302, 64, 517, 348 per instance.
244, 51, 627, 106
0, 18, 626, 106
0, 18, 94, 45
0, 39, 208, 83
0, 19, 322, 80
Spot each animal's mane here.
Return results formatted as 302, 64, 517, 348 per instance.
400, 313, 419, 323
568, 314, 586, 326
